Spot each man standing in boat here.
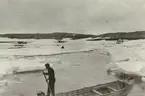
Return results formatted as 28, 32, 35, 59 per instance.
43, 63, 56, 96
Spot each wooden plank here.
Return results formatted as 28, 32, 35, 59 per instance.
91, 89, 103, 95
107, 87, 117, 91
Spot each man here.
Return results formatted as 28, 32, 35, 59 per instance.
43, 63, 56, 96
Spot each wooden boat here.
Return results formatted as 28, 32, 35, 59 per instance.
56, 80, 134, 96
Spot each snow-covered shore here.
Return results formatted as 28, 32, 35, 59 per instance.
107, 39, 145, 77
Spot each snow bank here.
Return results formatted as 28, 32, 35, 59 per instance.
107, 39, 145, 77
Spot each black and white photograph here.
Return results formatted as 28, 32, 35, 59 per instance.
0, 0, 145, 96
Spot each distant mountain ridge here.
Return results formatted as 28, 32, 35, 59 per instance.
94, 31, 145, 40
0, 32, 96, 40
0, 31, 145, 40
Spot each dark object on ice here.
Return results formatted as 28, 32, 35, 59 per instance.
116, 38, 123, 44
107, 68, 112, 75
57, 40, 67, 43
61, 46, 64, 49
13, 41, 27, 48
43, 63, 56, 96
17, 41, 27, 44
56, 80, 134, 96
37, 91, 45, 96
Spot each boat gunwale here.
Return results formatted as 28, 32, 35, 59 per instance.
56, 79, 134, 96
92, 80, 134, 95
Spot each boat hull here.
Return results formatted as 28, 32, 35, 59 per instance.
56, 80, 134, 96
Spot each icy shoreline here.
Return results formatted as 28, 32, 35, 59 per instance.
107, 39, 145, 77
1, 36, 145, 95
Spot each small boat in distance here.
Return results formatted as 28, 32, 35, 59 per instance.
56, 80, 134, 96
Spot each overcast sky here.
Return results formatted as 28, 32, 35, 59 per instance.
0, 0, 145, 34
